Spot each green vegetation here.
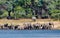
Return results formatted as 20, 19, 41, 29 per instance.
0, 0, 60, 20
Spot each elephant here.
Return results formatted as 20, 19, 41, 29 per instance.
4, 23, 8, 27
14, 25, 20, 30
42, 23, 54, 30
3, 23, 9, 30
0, 25, 4, 30
23, 22, 33, 30
27, 24, 33, 30
33, 23, 41, 30
8, 25, 14, 30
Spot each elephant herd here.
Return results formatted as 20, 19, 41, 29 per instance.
0, 22, 54, 30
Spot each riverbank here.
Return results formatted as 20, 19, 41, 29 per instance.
0, 19, 60, 30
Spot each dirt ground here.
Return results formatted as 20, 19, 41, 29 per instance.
0, 19, 60, 29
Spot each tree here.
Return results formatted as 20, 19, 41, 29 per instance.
47, 0, 60, 20
0, 0, 60, 20
4, 1, 13, 19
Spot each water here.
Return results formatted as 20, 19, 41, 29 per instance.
0, 30, 60, 38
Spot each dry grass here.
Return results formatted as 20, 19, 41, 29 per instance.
0, 19, 60, 29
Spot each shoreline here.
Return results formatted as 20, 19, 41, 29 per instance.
0, 19, 60, 30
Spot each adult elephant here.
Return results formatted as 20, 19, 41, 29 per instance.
33, 23, 40, 30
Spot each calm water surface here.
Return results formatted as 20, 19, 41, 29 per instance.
0, 30, 60, 38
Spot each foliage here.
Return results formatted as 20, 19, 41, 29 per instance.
0, 0, 60, 20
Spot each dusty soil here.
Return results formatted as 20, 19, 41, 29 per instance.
0, 19, 60, 29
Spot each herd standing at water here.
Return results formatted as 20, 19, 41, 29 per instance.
0, 22, 54, 30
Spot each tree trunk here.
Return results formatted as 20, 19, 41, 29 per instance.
7, 11, 11, 19
8, 11, 11, 17
25, 9, 28, 15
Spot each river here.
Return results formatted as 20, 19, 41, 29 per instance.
0, 30, 60, 38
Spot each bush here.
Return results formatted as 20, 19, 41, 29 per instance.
26, 14, 32, 18
50, 10, 60, 20
0, 11, 8, 19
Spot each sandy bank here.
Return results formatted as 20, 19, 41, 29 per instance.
0, 19, 60, 29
